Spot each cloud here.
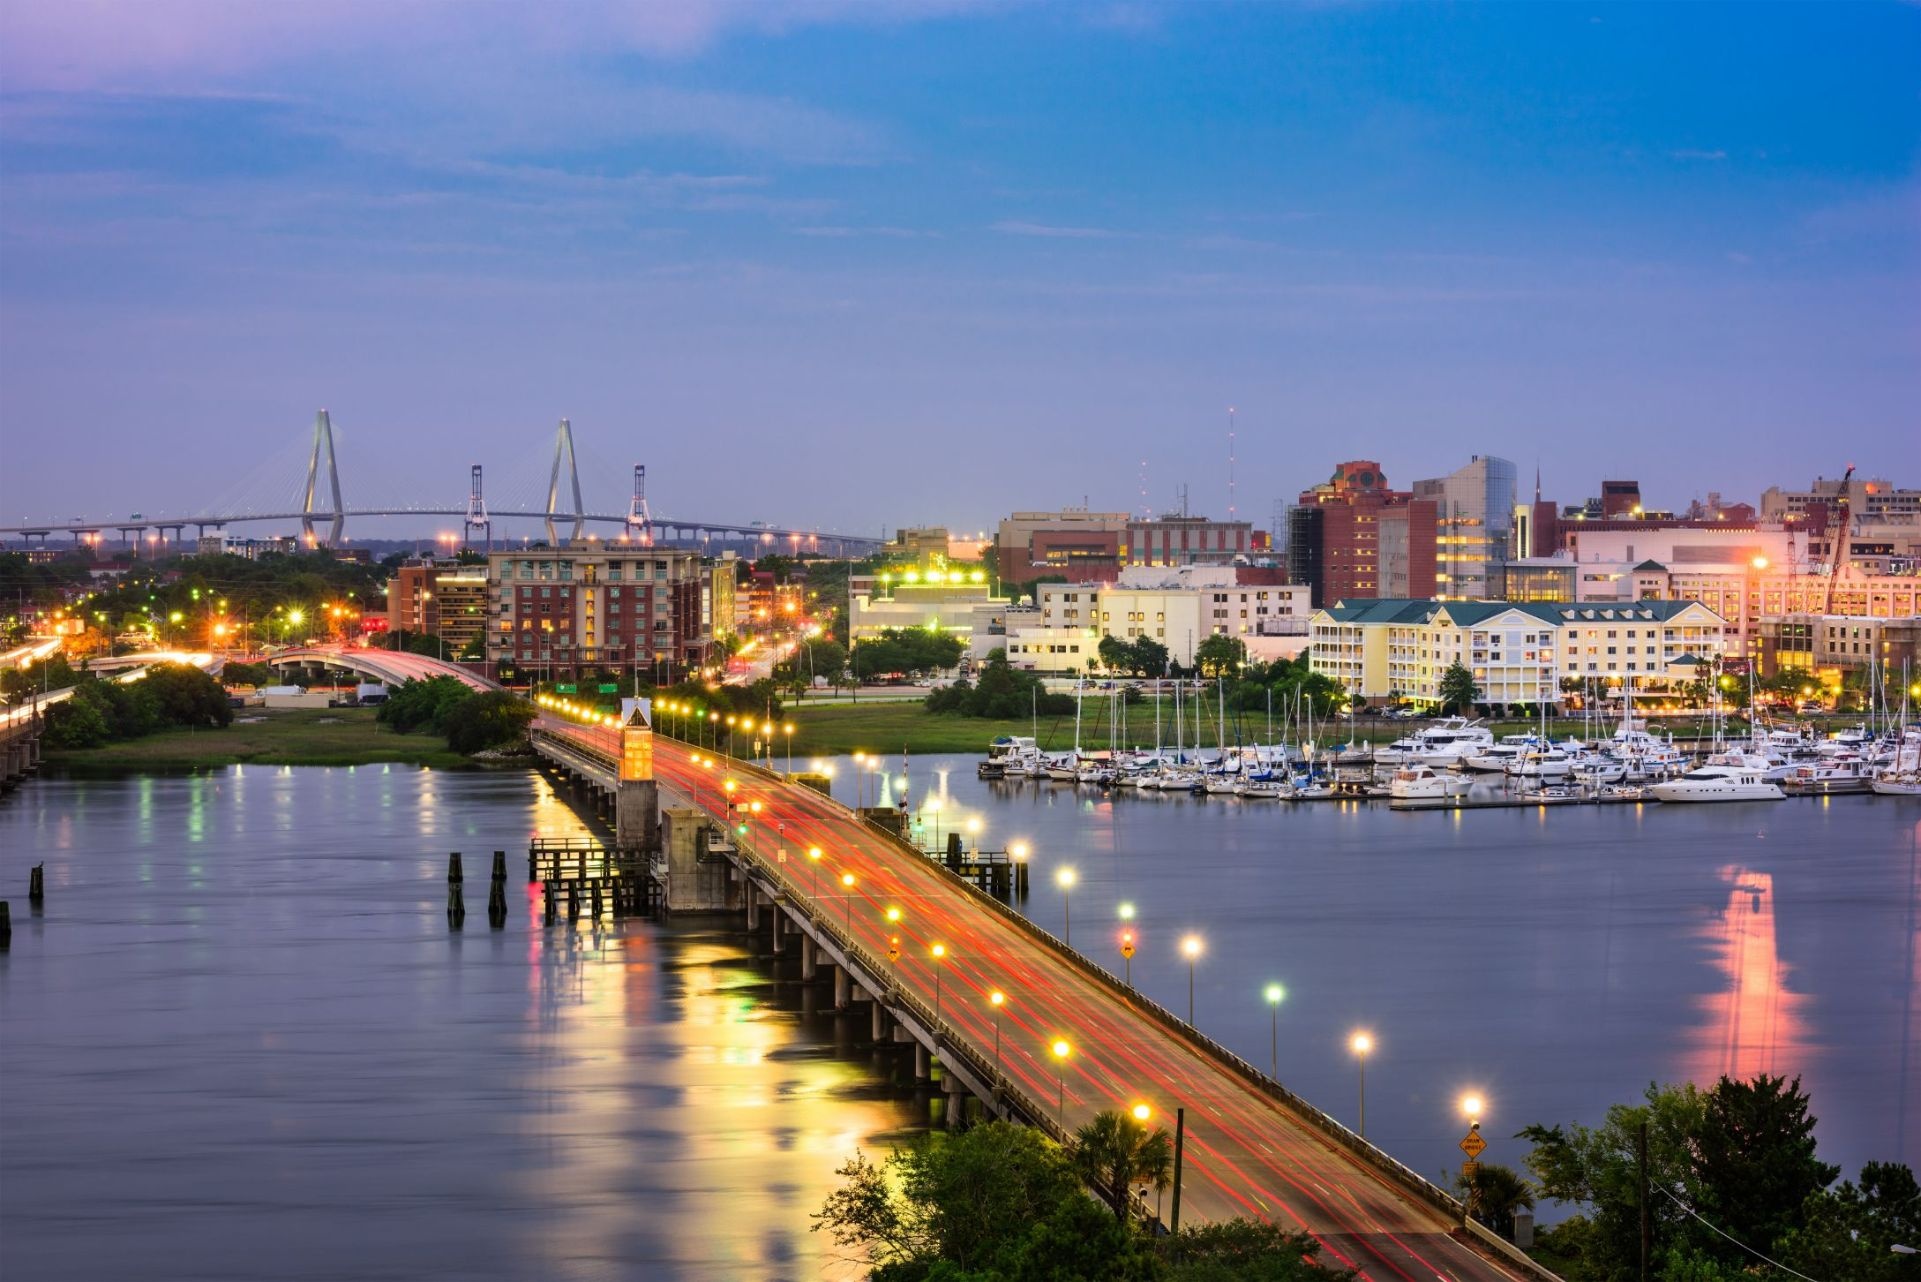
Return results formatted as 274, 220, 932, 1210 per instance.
991, 219, 1127, 239
794, 225, 940, 238
1669, 148, 1728, 162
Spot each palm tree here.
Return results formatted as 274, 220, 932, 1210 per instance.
1072, 1109, 1174, 1223
1456, 1161, 1535, 1240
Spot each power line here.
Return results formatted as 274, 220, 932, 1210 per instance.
1656, 1186, 1823, 1282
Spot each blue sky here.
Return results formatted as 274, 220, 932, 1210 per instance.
1, 1, 1915, 537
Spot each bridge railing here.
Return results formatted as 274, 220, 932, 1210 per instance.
712, 749, 1470, 1230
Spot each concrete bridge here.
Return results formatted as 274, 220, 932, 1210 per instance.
264, 646, 498, 692
527, 712, 1547, 1282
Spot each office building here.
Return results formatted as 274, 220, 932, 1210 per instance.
1412, 454, 1517, 601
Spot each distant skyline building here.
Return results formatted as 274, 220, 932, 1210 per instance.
1412, 454, 1517, 601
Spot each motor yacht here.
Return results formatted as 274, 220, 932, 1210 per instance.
1388, 764, 1473, 801
1649, 765, 1784, 803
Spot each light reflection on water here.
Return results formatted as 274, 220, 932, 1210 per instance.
1, 768, 924, 1282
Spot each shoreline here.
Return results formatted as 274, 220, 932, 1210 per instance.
42, 706, 478, 772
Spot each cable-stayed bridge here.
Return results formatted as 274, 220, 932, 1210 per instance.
3, 411, 885, 555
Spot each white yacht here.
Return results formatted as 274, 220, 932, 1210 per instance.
1463, 735, 1539, 774
1650, 765, 1785, 803
1388, 764, 1474, 801
1508, 747, 1573, 780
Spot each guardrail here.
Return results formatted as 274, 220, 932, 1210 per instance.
1464, 1215, 1562, 1282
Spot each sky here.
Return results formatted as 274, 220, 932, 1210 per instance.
1, 1, 1916, 539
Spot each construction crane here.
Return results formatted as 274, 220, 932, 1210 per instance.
1821, 463, 1855, 614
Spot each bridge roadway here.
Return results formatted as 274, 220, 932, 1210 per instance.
537, 716, 1525, 1282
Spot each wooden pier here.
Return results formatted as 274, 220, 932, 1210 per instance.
528, 836, 660, 921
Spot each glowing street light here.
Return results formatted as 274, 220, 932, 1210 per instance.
1350, 1031, 1374, 1138
1180, 934, 1203, 1024
1130, 1102, 1151, 1124
1056, 866, 1077, 945
807, 845, 823, 900
840, 871, 856, 935
1050, 1038, 1072, 1127
1460, 1093, 1484, 1123
1264, 983, 1287, 1080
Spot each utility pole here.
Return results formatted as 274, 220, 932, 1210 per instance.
1637, 1119, 1651, 1282
1170, 1106, 1186, 1238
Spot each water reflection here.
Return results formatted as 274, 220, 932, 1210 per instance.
1, 769, 923, 1282
1685, 867, 1810, 1084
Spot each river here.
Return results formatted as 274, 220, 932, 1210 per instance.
2, 760, 1915, 1280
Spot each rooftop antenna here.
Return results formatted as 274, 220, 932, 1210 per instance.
1138, 459, 1150, 520
1227, 406, 1238, 520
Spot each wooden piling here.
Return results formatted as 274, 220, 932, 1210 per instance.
488, 851, 508, 929
28, 862, 44, 905
447, 852, 466, 929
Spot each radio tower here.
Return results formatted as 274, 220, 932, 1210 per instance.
1227, 406, 1238, 520
463, 464, 491, 550
625, 465, 653, 545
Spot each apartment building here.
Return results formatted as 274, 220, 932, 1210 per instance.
1309, 597, 1726, 707
485, 544, 708, 678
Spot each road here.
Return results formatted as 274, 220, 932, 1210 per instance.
636, 732, 1525, 1282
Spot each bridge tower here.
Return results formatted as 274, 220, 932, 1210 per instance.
302, 409, 345, 547
546, 418, 584, 546
625, 465, 653, 545
463, 464, 492, 550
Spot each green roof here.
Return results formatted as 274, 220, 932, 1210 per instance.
1317, 597, 1720, 626
1632, 559, 1667, 572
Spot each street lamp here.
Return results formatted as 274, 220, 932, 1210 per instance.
931, 943, 947, 1023
1056, 866, 1077, 945
1264, 983, 1286, 1080
807, 846, 823, 902
840, 871, 856, 936
1180, 935, 1203, 1024
1050, 1038, 1072, 1128
783, 722, 795, 774
1350, 1031, 1374, 1138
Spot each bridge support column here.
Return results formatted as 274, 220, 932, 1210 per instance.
834, 966, 851, 1010
871, 1000, 887, 1041
771, 907, 784, 951
942, 1073, 967, 1128
914, 1043, 931, 1081
801, 935, 819, 980
745, 885, 760, 932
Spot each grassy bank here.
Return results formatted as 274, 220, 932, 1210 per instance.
47, 707, 473, 770
777, 698, 1739, 757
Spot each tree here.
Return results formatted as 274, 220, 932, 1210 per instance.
441, 691, 535, 754
1193, 632, 1247, 678
1776, 1162, 1921, 1282
1165, 1219, 1355, 1281
376, 676, 475, 734
1071, 1109, 1173, 1221
1439, 662, 1480, 715
1690, 1073, 1838, 1269
1455, 1162, 1535, 1241
1520, 1081, 1707, 1280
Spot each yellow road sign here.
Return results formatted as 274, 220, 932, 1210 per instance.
1460, 1131, 1487, 1159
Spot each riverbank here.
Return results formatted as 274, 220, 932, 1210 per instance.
45, 707, 473, 770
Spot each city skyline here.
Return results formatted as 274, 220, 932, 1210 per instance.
2, 2, 1916, 532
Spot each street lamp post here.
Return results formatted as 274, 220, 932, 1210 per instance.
1050, 1038, 1072, 1128
1181, 935, 1203, 1024
1264, 983, 1286, 1080
784, 722, 795, 774
1118, 902, 1136, 985
988, 990, 1005, 1085
840, 872, 856, 936
807, 846, 823, 904
931, 943, 947, 1024
1350, 1031, 1374, 1138
1056, 866, 1077, 945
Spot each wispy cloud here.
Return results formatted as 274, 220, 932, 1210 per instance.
794, 225, 940, 238
1669, 148, 1728, 162
991, 219, 1127, 239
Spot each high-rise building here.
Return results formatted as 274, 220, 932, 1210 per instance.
1412, 455, 1517, 601
991, 507, 1129, 586
1288, 460, 1433, 606
1124, 514, 1255, 567
386, 559, 489, 654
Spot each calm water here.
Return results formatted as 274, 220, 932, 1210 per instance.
1, 766, 925, 1282
3, 762, 1916, 1280
864, 755, 1920, 1188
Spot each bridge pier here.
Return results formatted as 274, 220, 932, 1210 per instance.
871, 999, 887, 1041
834, 966, 851, 1010
744, 884, 760, 932
914, 1042, 931, 1081
801, 935, 819, 980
